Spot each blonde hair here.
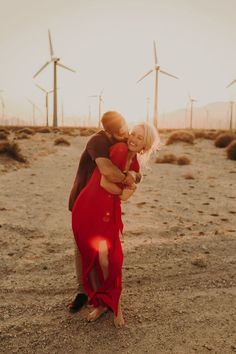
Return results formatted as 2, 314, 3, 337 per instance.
132, 122, 160, 168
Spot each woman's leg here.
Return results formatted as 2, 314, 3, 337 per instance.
114, 296, 125, 328
87, 240, 109, 322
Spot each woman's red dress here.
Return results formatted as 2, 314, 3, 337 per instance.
72, 142, 139, 315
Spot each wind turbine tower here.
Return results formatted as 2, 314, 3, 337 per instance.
89, 89, 104, 128
188, 94, 197, 129
35, 84, 53, 126
26, 98, 41, 126
137, 41, 179, 129
33, 30, 76, 127
226, 78, 236, 131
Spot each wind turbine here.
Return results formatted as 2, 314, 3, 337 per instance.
146, 97, 150, 123
226, 78, 236, 89
229, 101, 234, 131
137, 41, 179, 129
33, 30, 76, 127
26, 98, 42, 126
188, 94, 197, 129
0, 91, 5, 121
89, 89, 104, 128
35, 84, 53, 127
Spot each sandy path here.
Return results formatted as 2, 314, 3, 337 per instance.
0, 134, 236, 354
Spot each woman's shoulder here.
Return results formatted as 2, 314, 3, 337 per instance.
110, 142, 128, 153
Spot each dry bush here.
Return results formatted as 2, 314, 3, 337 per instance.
194, 130, 206, 139
79, 127, 98, 136
155, 153, 177, 164
214, 133, 236, 148
17, 128, 35, 135
0, 141, 27, 162
0, 132, 8, 140
37, 127, 52, 133
183, 172, 195, 180
16, 133, 30, 140
226, 140, 236, 160
54, 137, 70, 146
0, 128, 10, 135
166, 130, 194, 145
177, 156, 191, 165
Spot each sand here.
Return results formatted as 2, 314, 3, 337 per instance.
0, 129, 236, 354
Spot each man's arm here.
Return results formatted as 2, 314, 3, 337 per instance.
95, 157, 126, 183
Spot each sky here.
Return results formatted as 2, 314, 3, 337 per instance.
0, 0, 236, 126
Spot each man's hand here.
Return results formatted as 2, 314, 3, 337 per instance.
123, 171, 142, 187
122, 171, 136, 187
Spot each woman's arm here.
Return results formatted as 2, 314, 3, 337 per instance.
119, 184, 137, 201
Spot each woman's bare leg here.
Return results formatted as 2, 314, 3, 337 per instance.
87, 240, 109, 322
114, 296, 125, 328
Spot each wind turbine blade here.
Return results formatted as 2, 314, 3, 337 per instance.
35, 84, 47, 93
160, 69, 179, 80
226, 79, 236, 88
137, 69, 154, 83
48, 29, 54, 57
100, 88, 104, 96
89, 95, 98, 98
33, 61, 50, 78
153, 41, 158, 65
57, 62, 76, 73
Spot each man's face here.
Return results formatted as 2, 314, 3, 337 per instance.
112, 123, 129, 142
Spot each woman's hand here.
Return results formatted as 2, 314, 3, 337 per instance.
119, 184, 137, 201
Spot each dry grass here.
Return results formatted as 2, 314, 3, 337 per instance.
155, 154, 191, 165
36, 127, 52, 133
0, 132, 8, 140
155, 154, 177, 164
16, 128, 35, 135
80, 127, 98, 136
0, 141, 27, 162
16, 133, 30, 140
226, 140, 236, 160
54, 137, 70, 146
214, 133, 236, 148
0, 128, 10, 135
177, 156, 191, 165
183, 172, 195, 180
166, 131, 195, 145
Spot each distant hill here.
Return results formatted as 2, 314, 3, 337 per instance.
159, 102, 234, 130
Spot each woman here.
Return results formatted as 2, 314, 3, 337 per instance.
72, 122, 159, 328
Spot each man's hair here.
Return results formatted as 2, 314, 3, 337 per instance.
101, 111, 125, 134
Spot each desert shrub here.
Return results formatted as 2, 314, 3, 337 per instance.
80, 127, 98, 136
37, 127, 52, 133
194, 130, 206, 139
166, 131, 194, 145
0, 141, 27, 162
183, 173, 195, 180
16, 133, 29, 140
155, 154, 177, 164
0, 132, 8, 140
54, 137, 70, 146
177, 156, 191, 165
214, 133, 236, 148
226, 140, 236, 160
0, 128, 10, 135
17, 128, 35, 135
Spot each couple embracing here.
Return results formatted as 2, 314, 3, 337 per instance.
68, 111, 159, 328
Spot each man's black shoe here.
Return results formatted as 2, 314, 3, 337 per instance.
68, 293, 88, 313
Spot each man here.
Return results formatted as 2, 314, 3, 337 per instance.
68, 111, 140, 313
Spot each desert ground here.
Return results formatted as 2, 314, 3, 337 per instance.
0, 127, 236, 354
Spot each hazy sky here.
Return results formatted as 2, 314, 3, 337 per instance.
0, 0, 236, 126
